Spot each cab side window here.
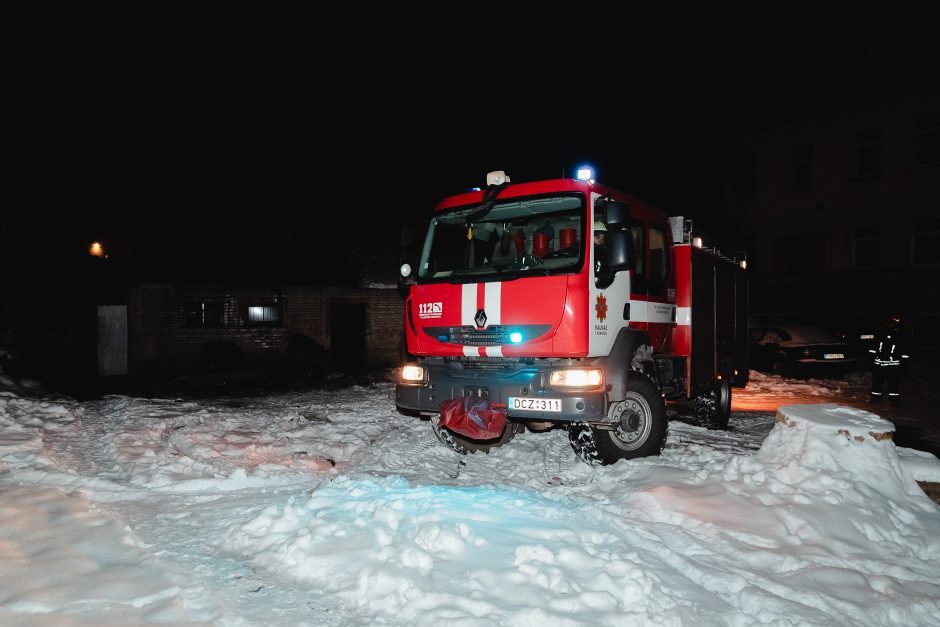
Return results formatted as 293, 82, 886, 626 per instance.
629, 220, 647, 294
648, 226, 669, 296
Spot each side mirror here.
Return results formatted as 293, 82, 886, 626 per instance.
601, 201, 631, 228
606, 230, 632, 273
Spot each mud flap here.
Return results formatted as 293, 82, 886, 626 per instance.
438, 396, 507, 440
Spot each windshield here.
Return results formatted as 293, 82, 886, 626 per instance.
417, 193, 585, 281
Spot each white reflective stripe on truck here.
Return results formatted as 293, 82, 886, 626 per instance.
676, 307, 691, 326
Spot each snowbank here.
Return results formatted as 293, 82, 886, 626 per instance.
0, 485, 221, 623
224, 402, 940, 625
3, 374, 940, 625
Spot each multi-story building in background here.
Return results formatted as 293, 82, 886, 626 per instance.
725, 82, 939, 354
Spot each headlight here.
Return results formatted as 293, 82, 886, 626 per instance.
549, 369, 603, 387
400, 365, 425, 382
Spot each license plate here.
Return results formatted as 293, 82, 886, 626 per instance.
823, 353, 844, 359
507, 397, 562, 412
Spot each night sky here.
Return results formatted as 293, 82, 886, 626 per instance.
6, 36, 936, 285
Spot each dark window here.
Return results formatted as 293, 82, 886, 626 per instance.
648, 226, 669, 287
184, 301, 223, 327
914, 111, 940, 167
629, 220, 646, 294
856, 128, 882, 177
244, 297, 282, 326
853, 224, 879, 269
791, 142, 814, 190
912, 314, 940, 350
912, 218, 940, 266
739, 155, 756, 196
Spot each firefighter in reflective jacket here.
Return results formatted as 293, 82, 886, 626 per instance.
869, 314, 910, 405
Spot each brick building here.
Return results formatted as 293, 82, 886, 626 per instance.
724, 82, 940, 352
120, 284, 404, 374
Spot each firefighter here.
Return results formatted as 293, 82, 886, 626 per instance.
593, 220, 608, 276
868, 313, 910, 406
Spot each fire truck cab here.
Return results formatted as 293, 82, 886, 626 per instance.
396, 170, 748, 465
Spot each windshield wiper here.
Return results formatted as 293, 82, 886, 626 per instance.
464, 182, 509, 230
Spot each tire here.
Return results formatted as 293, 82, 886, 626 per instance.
567, 374, 667, 465
693, 378, 731, 430
431, 417, 520, 455
567, 422, 604, 466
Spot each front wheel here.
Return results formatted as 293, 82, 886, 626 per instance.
431, 416, 520, 455
568, 374, 667, 465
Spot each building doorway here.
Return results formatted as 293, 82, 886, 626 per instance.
97, 305, 127, 376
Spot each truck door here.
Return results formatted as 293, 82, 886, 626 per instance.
645, 223, 674, 352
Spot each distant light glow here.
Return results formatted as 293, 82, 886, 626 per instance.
692, 237, 703, 249
739, 259, 747, 269
89, 242, 104, 257
509, 332, 523, 343
576, 166, 594, 182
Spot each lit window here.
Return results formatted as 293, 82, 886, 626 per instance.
248, 306, 280, 324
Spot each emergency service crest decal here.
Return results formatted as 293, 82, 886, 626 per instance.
595, 293, 608, 322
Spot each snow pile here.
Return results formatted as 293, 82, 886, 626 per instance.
224, 402, 940, 625
745, 370, 862, 398
0, 485, 221, 623
223, 476, 710, 624
624, 404, 940, 625
91, 396, 347, 491
3, 375, 940, 625
897, 447, 940, 483
0, 395, 82, 474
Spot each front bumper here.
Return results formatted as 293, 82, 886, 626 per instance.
395, 358, 607, 422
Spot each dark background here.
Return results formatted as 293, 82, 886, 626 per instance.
8, 35, 935, 286
1, 23, 937, 391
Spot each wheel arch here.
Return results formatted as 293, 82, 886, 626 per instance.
598, 328, 655, 401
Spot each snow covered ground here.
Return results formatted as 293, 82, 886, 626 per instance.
1, 371, 939, 625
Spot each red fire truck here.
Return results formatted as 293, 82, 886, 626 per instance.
397, 169, 748, 465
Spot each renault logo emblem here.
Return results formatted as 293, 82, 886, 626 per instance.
474, 309, 487, 328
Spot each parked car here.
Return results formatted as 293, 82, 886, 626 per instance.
749, 324, 857, 378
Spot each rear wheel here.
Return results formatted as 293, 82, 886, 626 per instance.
568, 374, 667, 465
431, 417, 520, 455
693, 378, 731, 430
